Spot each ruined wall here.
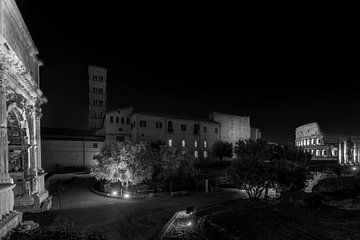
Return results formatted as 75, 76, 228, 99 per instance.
210, 112, 251, 145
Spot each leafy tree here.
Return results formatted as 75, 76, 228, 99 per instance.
212, 141, 233, 160
228, 140, 309, 199
91, 141, 156, 187
157, 146, 196, 192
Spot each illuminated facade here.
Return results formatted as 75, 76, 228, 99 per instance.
104, 108, 261, 159
0, 0, 51, 236
295, 122, 360, 166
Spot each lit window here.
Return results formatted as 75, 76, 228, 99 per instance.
194, 141, 198, 148
169, 139, 172, 147
204, 141, 207, 148
194, 151, 198, 158
317, 138, 321, 145
182, 140, 186, 147
204, 151, 208, 158
311, 150, 314, 155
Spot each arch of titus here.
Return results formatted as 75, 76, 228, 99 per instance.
0, 0, 51, 236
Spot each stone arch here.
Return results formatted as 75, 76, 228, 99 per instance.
7, 104, 29, 145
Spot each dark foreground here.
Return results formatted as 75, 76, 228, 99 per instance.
162, 199, 360, 240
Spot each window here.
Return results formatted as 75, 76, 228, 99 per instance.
203, 126, 207, 133
121, 117, 125, 124
182, 140, 186, 147
168, 139, 173, 147
307, 139, 310, 146
204, 151, 208, 158
194, 151, 198, 158
181, 124, 187, 131
204, 141, 207, 148
127, 117, 130, 124
99, 100, 103, 106
140, 120, 147, 127
168, 121, 174, 132
93, 143, 98, 148
311, 150, 314, 155
316, 150, 320, 156
116, 117, 119, 123
156, 122, 163, 129
118, 128, 122, 132
194, 124, 200, 134
93, 99, 96, 106
110, 116, 113, 123
311, 139, 314, 145
322, 149, 326, 156
317, 138, 321, 145
215, 128, 218, 134
194, 141, 198, 148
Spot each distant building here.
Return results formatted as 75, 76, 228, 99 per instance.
103, 107, 261, 159
41, 128, 105, 171
88, 66, 107, 130
295, 122, 360, 166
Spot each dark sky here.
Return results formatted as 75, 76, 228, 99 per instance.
15, 1, 360, 145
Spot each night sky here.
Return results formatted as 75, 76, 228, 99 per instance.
15, 1, 360, 145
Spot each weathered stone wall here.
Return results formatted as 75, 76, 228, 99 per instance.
209, 112, 251, 145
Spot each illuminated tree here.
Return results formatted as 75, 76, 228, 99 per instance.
91, 141, 157, 187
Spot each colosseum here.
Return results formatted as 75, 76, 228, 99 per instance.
295, 122, 360, 166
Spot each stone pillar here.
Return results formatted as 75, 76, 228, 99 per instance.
339, 141, 342, 165
344, 140, 347, 164
0, 79, 11, 184
35, 107, 43, 172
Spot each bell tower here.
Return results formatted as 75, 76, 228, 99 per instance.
88, 65, 107, 130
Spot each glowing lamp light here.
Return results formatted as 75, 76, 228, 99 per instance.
123, 193, 130, 199
186, 221, 192, 227
111, 190, 118, 196
352, 166, 357, 171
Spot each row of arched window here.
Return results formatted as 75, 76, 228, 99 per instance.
296, 138, 321, 146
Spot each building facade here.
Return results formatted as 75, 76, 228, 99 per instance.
295, 122, 360, 166
0, 0, 51, 236
130, 112, 221, 159
209, 112, 253, 145
104, 106, 133, 143
41, 128, 105, 172
88, 66, 107, 130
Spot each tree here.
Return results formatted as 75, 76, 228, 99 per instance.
228, 140, 309, 199
90, 141, 156, 187
212, 141, 233, 160
227, 156, 269, 198
157, 146, 196, 192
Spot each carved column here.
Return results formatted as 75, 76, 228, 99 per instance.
339, 141, 342, 165
344, 140, 348, 165
35, 106, 43, 172
0, 74, 11, 184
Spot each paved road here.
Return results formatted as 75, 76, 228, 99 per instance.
35, 173, 246, 240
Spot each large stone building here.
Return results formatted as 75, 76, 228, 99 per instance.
295, 122, 360, 166
0, 0, 51, 236
103, 107, 261, 159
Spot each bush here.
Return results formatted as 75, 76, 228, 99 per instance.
5, 224, 105, 240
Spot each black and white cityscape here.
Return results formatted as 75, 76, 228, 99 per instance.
1, 1, 360, 239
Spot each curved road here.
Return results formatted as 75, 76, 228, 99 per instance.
32, 173, 246, 240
